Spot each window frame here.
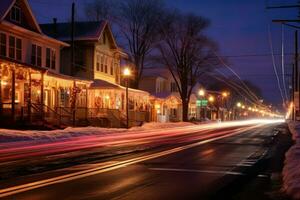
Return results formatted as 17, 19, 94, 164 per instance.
0, 33, 7, 57
31, 44, 42, 67
10, 5, 21, 23
46, 47, 56, 69
9, 35, 22, 61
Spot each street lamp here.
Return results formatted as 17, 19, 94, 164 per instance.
222, 91, 229, 98
198, 89, 205, 120
208, 95, 215, 102
237, 102, 242, 108
221, 91, 229, 121
199, 89, 205, 97
123, 67, 131, 128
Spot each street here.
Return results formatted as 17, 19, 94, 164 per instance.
0, 121, 285, 200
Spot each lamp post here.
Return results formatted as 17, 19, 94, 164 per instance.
123, 67, 131, 129
198, 89, 205, 120
221, 91, 229, 121
208, 95, 215, 120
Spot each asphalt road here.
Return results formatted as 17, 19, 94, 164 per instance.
0, 122, 282, 200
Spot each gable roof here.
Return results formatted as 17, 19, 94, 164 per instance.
0, 0, 42, 33
40, 21, 118, 48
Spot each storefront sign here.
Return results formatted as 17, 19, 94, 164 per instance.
197, 99, 208, 107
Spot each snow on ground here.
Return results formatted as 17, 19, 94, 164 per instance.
0, 122, 195, 143
283, 120, 300, 199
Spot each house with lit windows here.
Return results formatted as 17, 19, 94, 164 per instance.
0, 0, 94, 128
140, 67, 197, 122
40, 20, 151, 127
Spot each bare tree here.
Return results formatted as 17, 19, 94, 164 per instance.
157, 12, 219, 121
85, 0, 113, 21
84, 0, 164, 88
117, 0, 164, 88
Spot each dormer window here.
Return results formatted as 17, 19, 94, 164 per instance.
10, 5, 21, 23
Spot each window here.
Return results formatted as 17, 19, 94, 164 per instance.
0, 33, 6, 56
16, 38, 21, 60
104, 57, 108, 73
51, 50, 56, 69
31, 44, 42, 67
9, 36, 22, 61
100, 55, 104, 72
171, 82, 178, 92
46, 48, 56, 69
103, 33, 106, 44
10, 5, 21, 23
9, 36, 15, 59
46, 48, 50, 67
110, 59, 114, 75
96, 54, 100, 71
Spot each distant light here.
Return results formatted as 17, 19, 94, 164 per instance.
123, 67, 131, 76
222, 92, 229, 97
237, 102, 242, 107
208, 96, 215, 102
199, 89, 205, 97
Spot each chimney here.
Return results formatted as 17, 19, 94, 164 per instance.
53, 18, 57, 38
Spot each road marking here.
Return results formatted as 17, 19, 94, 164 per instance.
257, 174, 269, 178
0, 125, 260, 198
236, 163, 252, 167
149, 167, 244, 176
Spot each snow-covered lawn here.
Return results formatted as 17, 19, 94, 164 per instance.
283, 121, 300, 199
0, 122, 195, 143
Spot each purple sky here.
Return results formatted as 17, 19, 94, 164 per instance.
28, 0, 298, 108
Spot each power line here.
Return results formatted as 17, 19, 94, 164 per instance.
268, 24, 286, 106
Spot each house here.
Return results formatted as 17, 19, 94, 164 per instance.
40, 20, 151, 127
140, 67, 198, 122
0, 0, 91, 127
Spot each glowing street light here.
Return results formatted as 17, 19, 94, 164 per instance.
199, 89, 205, 97
237, 102, 242, 107
222, 91, 229, 98
123, 67, 131, 128
208, 96, 215, 102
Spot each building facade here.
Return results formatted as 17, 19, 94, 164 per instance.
41, 20, 151, 127
140, 67, 198, 122
0, 0, 93, 128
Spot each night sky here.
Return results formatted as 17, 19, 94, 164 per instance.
28, 0, 298, 108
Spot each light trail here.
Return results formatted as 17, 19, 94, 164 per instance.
0, 119, 284, 162
0, 124, 263, 198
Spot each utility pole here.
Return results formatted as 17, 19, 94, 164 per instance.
267, 0, 300, 120
296, 30, 299, 119
71, 2, 75, 76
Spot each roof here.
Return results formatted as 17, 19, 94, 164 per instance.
90, 79, 149, 94
90, 79, 121, 89
40, 21, 117, 45
152, 92, 181, 101
0, 0, 68, 46
0, 0, 42, 33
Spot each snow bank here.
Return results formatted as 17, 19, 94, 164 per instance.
0, 122, 195, 143
283, 121, 300, 199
